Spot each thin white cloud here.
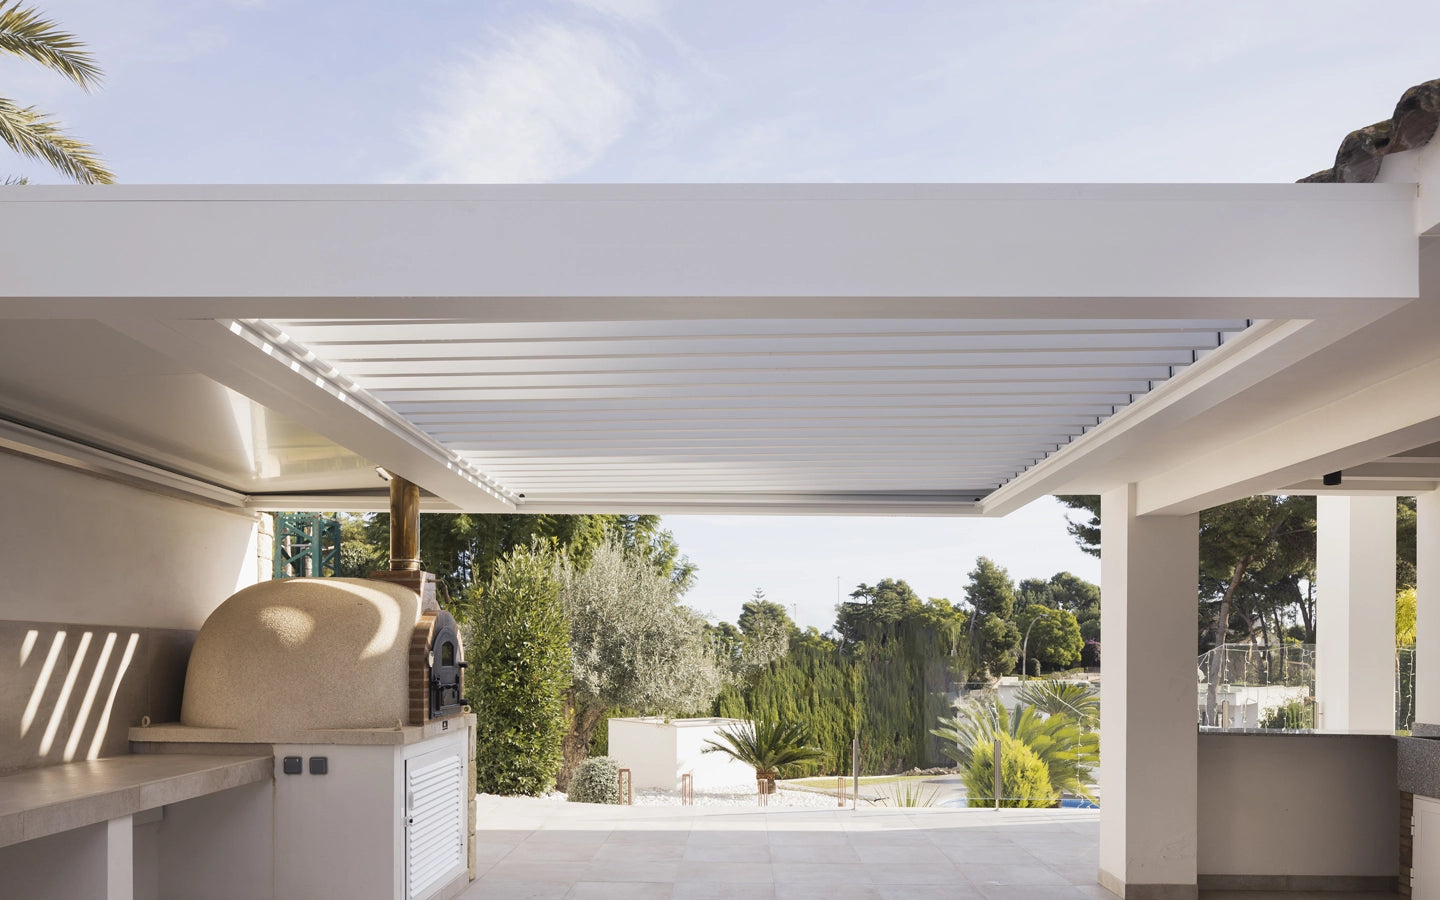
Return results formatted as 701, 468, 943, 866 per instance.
570, 0, 667, 24
412, 21, 643, 183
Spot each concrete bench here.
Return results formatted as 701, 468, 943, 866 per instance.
0, 753, 271, 899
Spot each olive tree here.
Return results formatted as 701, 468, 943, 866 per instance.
558, 538, 722, 787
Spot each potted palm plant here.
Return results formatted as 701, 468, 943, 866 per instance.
701, 720, 827, 795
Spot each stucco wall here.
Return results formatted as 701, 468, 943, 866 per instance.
0, 451, 261, 630
608, 717, 757, 791
0, 453, 261, 772
1197, 733, 1397, 878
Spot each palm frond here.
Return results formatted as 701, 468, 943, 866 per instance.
0, 1, 102, 89
932, 696, 1098, 801
702, 720, 828, 774
0, 96, 112, 184
1015, 679, 1100, 730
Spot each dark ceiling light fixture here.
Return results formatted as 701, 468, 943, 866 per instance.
1323, 471, 1343, 486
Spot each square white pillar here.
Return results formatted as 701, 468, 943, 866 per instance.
1315, 496, 1396, 733
105, 815, 134, 900
1416, 491, 1440, 729
1099, 485, 1199, 900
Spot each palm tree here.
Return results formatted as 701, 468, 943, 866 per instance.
1, 1, 112, 184
932, 696, 1099, 801
1015, 679, 1100, 730
702, 720, 827, 794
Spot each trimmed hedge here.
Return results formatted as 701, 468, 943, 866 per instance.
567, 755, 621, 804
468, 543, 571, 796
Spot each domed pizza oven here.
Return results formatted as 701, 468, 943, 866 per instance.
129, 474, 478, 900
180, 578, 466, 736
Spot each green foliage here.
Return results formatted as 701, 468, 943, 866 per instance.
467, 542, 571, 796
558, 538, 722, 786
702, 720, 828, 791
0, 2, 112, 183
963, 558, 1021, 678
1014, 680, 1099, 730
873, 781, 940, 808
837, 578, 925, 644
1399, 497, 1417, 590
1259, 698, 1314, 730
567, 756, 621, 804
561, 539, 721, 716
1016, 605, 1083, 674
348, 513, 695, 605
715, 636, 857, 774
1398, 587, 1417, 646
962, 732, 1056, 809
933, 697, 1097, 800
732, 589, 794, 674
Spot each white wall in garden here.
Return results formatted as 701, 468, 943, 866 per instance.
607, 718, 757, 791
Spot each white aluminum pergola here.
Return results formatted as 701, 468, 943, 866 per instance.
0, 182, 1427, 518
4, 167, 1440, 898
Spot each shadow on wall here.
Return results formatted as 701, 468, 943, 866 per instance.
0, 620, 193, 775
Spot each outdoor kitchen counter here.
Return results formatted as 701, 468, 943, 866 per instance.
0, 752, 271, 848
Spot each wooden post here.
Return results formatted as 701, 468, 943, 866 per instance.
617, 768, 632, 805
993, 738, 1002, 810
389, 475, 422, 571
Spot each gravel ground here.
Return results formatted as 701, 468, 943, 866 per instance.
631, 781, 841, 808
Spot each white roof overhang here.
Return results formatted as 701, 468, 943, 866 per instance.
0, 182, 1427, 516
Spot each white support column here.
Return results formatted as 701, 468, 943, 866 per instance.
1416, 491, 1440, 730
1099, 484, 1199, 900
105, 815, 134, 900
1315, 496, 1397, 733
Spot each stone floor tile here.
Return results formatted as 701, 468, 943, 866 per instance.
684, 843, 772, 863
565, 882, 673, 899
774, 885, 882, 900
767, 843, 858, 864
961, 862, 1069, 886
459, 879, 571, 899
771, 862, 874, 884
877, 884, 985, 900
852, 842, 943, 865
673, 861, 777, 884
670, 884, 778, 900
866, 863, 967, 885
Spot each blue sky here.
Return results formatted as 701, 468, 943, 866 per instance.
6, 0, 1438, 626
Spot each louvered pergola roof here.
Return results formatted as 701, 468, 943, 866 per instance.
0, 182, 1425, 516
258, 316, 1248, 506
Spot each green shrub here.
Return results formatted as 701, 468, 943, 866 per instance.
1260, 698, 1314, 730
568, 755, 621, 804
963, 732, 1057, 809
468, 542, 571, 796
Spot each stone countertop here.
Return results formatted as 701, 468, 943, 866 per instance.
0, 753, 271, 848
129, 714, 473, 747
1198, 728, 1397, 738
1398, 735, 1440, 798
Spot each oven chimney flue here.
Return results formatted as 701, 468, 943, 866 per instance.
389, 475, 422, 571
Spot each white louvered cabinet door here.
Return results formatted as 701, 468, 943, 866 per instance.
405, 745, 467, 900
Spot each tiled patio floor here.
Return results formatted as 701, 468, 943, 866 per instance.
463, 795, 1108, 899
462, 794, 1400, 899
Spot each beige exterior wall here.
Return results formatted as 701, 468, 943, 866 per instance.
0, 453, 262, 773
1198, 733, 1397, 878
0, 451, 261, 630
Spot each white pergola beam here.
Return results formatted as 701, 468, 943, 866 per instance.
0, 184, 1417, 312
1136, 354, 1440, 516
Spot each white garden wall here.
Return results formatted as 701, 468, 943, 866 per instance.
607, 717, 756, 791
